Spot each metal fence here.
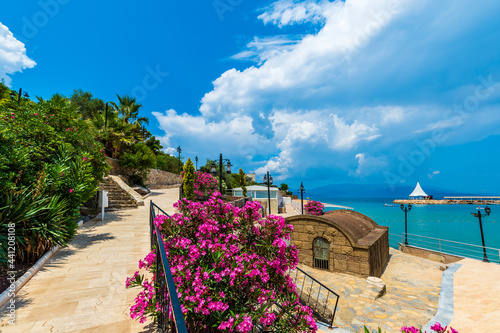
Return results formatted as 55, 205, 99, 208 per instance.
150, 202, 188, 333
288, 267, 340, 328
389, 232, 500, 264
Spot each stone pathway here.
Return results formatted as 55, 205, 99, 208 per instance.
305, 248, 443, 332
449, 258, 500, 332
0, 188, 179, 332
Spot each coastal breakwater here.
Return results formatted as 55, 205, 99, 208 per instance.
393, 199, 500, 205
393, 199, 449, 205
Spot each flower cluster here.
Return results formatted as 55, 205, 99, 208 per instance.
126, 193, 317, 332
304, 200, 324, 216
193, 171, 219, 201
400, 322, 458, 333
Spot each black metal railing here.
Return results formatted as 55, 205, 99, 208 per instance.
150, 201, 188, 333
289, 267, 340, 328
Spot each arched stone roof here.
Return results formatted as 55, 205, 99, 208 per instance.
286, 210, 388, 249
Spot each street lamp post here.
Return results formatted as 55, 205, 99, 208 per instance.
471, 206, 491, 263
211, 154, 231, 195
10, 88, 29, 106
177, 146, 182, 174
263, 171, 273, 216
400, 204, 412, 245
195, 156, 198, 170
298, 182, 305, 214
104, 103, 109, 129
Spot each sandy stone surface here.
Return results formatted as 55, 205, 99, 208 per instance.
0, 188, 179, 333
310, 248, 443, 332
449, 258, 500, 332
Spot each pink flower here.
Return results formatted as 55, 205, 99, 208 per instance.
69, 189, 74, 193
431, 323, 444, 332
236, 315, 253, 333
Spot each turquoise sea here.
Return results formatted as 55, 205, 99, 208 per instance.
320, 197, 500, 262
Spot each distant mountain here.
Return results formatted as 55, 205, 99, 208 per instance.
307, 183, 476, 199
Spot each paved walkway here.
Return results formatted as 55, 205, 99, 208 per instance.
449, 258, 500, 332
304, 248, 443, 332
0, 188, 179, 332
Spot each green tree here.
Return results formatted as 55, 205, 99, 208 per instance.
157, 152, 181, 173
239, 168, 247, 197
183, 158, 195, 200
118, 142, 157, 186
145, 136, 163, 154
69, 89, 105, 119
111, 95, 142, 124
0, 93, 109, 265
279, 183, 289, 192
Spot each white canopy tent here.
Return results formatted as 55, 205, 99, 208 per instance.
409, 182, 428, 198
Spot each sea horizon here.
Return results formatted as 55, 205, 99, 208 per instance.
312, 196, 499, 261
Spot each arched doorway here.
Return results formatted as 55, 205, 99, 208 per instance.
313, 237, 330, 270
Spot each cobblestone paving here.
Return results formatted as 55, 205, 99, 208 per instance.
298, 248, 443, 332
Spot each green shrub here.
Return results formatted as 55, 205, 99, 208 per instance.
118, 142, 157, 186
182, 158, 195, 200
0, 92, 108, 266
239, 168, 247, 197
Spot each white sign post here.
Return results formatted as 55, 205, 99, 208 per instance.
98, 190, 109, 221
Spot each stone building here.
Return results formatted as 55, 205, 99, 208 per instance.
285, 210, 389, 277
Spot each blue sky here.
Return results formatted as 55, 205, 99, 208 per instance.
1, 0, 500, 195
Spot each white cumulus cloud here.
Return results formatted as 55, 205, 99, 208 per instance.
0, 22, 36, 85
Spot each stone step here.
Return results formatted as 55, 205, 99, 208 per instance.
99, 177, 142, 211
108, 204, 138, 209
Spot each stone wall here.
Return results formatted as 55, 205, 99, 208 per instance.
106, 158, 182, 189
146, 169, 182, 189
399, 244, 463, 264
254, 199, 279, 215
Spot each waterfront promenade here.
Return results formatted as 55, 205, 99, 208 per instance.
1, 188, 499, 332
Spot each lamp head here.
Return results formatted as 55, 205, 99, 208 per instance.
226, 160, 231, 174
211, 161, 216, 174
177, 146, 182, 153
485, 206, 491, 215
400, 204, 404, 210
408, 204, 412, 211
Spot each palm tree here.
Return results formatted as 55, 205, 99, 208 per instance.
110, 95, 142, 124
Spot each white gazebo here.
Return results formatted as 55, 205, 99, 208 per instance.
409, 182, 429, 199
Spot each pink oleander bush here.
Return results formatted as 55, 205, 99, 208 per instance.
401, 322, 458, 333
126, 192, 317, 333
364, 322, 458, 333
304, 200, 324, 216
193, 171, 219, 201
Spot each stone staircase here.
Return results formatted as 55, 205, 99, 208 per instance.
99, 176, 143, 210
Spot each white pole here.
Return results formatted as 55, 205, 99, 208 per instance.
101, 190, 106, 221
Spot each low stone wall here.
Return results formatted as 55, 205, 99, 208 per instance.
106, 158, 182, 189
227, 197, 252, 208
399, 244, 464, 264
146, 169, 182, 189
